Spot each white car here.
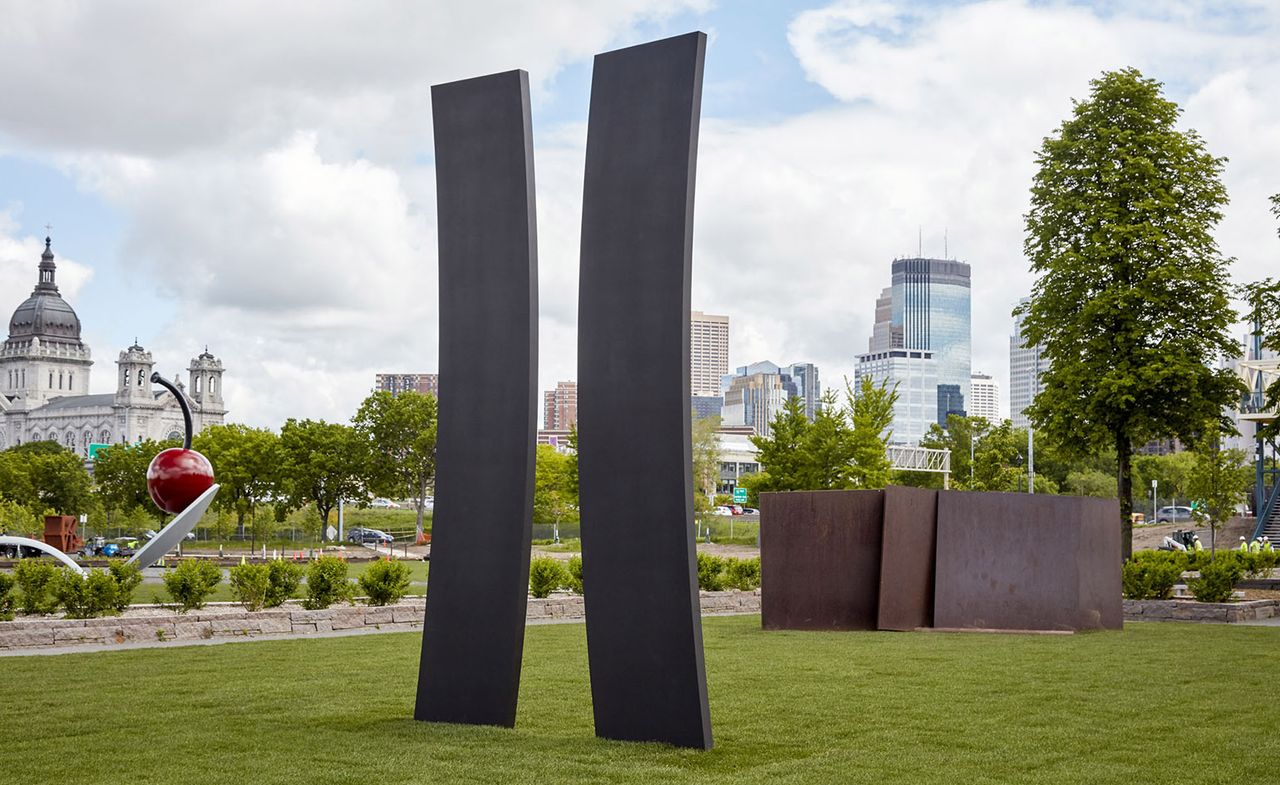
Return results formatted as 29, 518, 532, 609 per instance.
369, 498, 401, 509
713, 505, 734, 516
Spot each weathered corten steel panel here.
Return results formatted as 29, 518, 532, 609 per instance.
933, 491, 1122, 631
877, 486, 938, 631
415, 69, 537, 728
577, 32, 712, 750
760, 490, 885, 631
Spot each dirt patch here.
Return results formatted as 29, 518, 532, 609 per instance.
1132, 517, 1256, 551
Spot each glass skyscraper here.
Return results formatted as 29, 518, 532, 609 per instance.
860, 257, 972, 443
890, 258, 972, 413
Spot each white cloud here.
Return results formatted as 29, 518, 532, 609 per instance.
0, 208, 93, 309
2, 0, 1278, 429
681, 0, 1280, 417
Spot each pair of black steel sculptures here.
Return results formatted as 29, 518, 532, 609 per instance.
414, 32, 713, 749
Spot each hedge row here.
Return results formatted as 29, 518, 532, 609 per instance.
0, 556, 415, 619
1123, 549, 1276, 603
525, 553, 762, 600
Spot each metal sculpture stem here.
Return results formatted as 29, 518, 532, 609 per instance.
150, 372, 193, 449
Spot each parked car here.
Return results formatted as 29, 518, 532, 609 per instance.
422, 496, 435, 512
347, 527, 394, 545
1156, 506, 1197, 524
741, 507, 760, 516
369, 498, 401, 509
713, 506, 734, 516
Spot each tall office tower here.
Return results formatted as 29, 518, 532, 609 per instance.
969, 372, 1000, 422
783, 362, 821, 420
1009, 296, 1048, 430
856, 257, 972, 442
375, 373, 440, 398
690, 311, 730, 397
721, 360, 821, 437
543, 380, 578, 430
892, 257, 971, 410
853, 348, 939, 444
867, 287, 903, 352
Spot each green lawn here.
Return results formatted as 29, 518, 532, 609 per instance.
2, 617, 1277, 784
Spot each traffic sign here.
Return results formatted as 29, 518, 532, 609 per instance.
732, 487, 748, 504
88, 443, 110, 461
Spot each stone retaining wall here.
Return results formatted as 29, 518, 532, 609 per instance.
0, 590, 762, 652
1123, 598, 1279, 623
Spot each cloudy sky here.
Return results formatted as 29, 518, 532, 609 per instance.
1, 0, 1277, 428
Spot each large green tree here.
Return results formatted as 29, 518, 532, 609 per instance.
533, 444, 579, 528
93, 440, 175, 524
845, 378, 897, 489
277, 419, 367, 541
1186, 424, 1253, 553
352, 390, 437, 537
192, 424, 280, 539
745, 380, 898, 498
691, 414, 722, 519
1019, 68, 1244, 557
0, 442, 93, 516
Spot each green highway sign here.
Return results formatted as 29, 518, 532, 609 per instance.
733, 487, 748, 504
88, 443, 110, 461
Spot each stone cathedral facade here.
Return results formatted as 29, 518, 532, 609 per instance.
0, 238, 227, 454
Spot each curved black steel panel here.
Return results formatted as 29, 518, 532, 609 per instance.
415, 70, 537, 728
577, 31, 712, 750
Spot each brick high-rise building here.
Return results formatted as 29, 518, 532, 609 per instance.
375, 373, 439, 398
543, 380, 578, 430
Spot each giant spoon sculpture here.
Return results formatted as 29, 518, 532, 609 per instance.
0, 373, 218, 574
127, 372, 220, 569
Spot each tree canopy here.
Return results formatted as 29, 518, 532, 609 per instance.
1019, 68, 1243, 557
743, 379, 898, 500
277, 419, 367, 540
352, 390, 438, 536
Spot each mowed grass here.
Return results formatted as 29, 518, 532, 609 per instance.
2, 617, 1277, 784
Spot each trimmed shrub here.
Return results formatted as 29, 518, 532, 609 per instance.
14, 559, 60, 615
107, 562, 143, 612
266, 560, 304, 608
529, 557, 568, 599
696, 552, 726, 591
1187, 556, 1245, 603
565, 555, 584, 594
229, 563, 271, 611
1241, 550, 1278, 580
162, 559, 223, 613
1122, 558, 1184, 600
55, 568, 120, 619
724, 557, 762, 591
0, 571, 16, 621
304, 556, 354, 610
359, 559, 412, 606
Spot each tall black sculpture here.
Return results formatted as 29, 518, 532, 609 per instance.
577, 32, 713, 750
415, 69, 538, 728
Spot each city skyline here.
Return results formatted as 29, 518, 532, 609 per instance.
1, 2, 1277, 428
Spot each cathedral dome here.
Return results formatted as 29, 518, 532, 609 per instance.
7, 238, 83, 342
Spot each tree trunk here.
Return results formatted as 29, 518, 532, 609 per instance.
319, 506, 330, 543
1116, 433, 1134, 560
416, 475, 427, 539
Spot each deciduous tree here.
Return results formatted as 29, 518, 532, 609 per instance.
278, 419, 367, 541
1019, 68, 1243, 557
352, 391, 437, 537
193, 424, 280, 538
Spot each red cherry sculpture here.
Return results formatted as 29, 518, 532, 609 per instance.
146, 372, 215, 514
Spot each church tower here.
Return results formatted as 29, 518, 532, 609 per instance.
188, 348, 226, 429
1, 237, 93, 409
115, 342, 155, 406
